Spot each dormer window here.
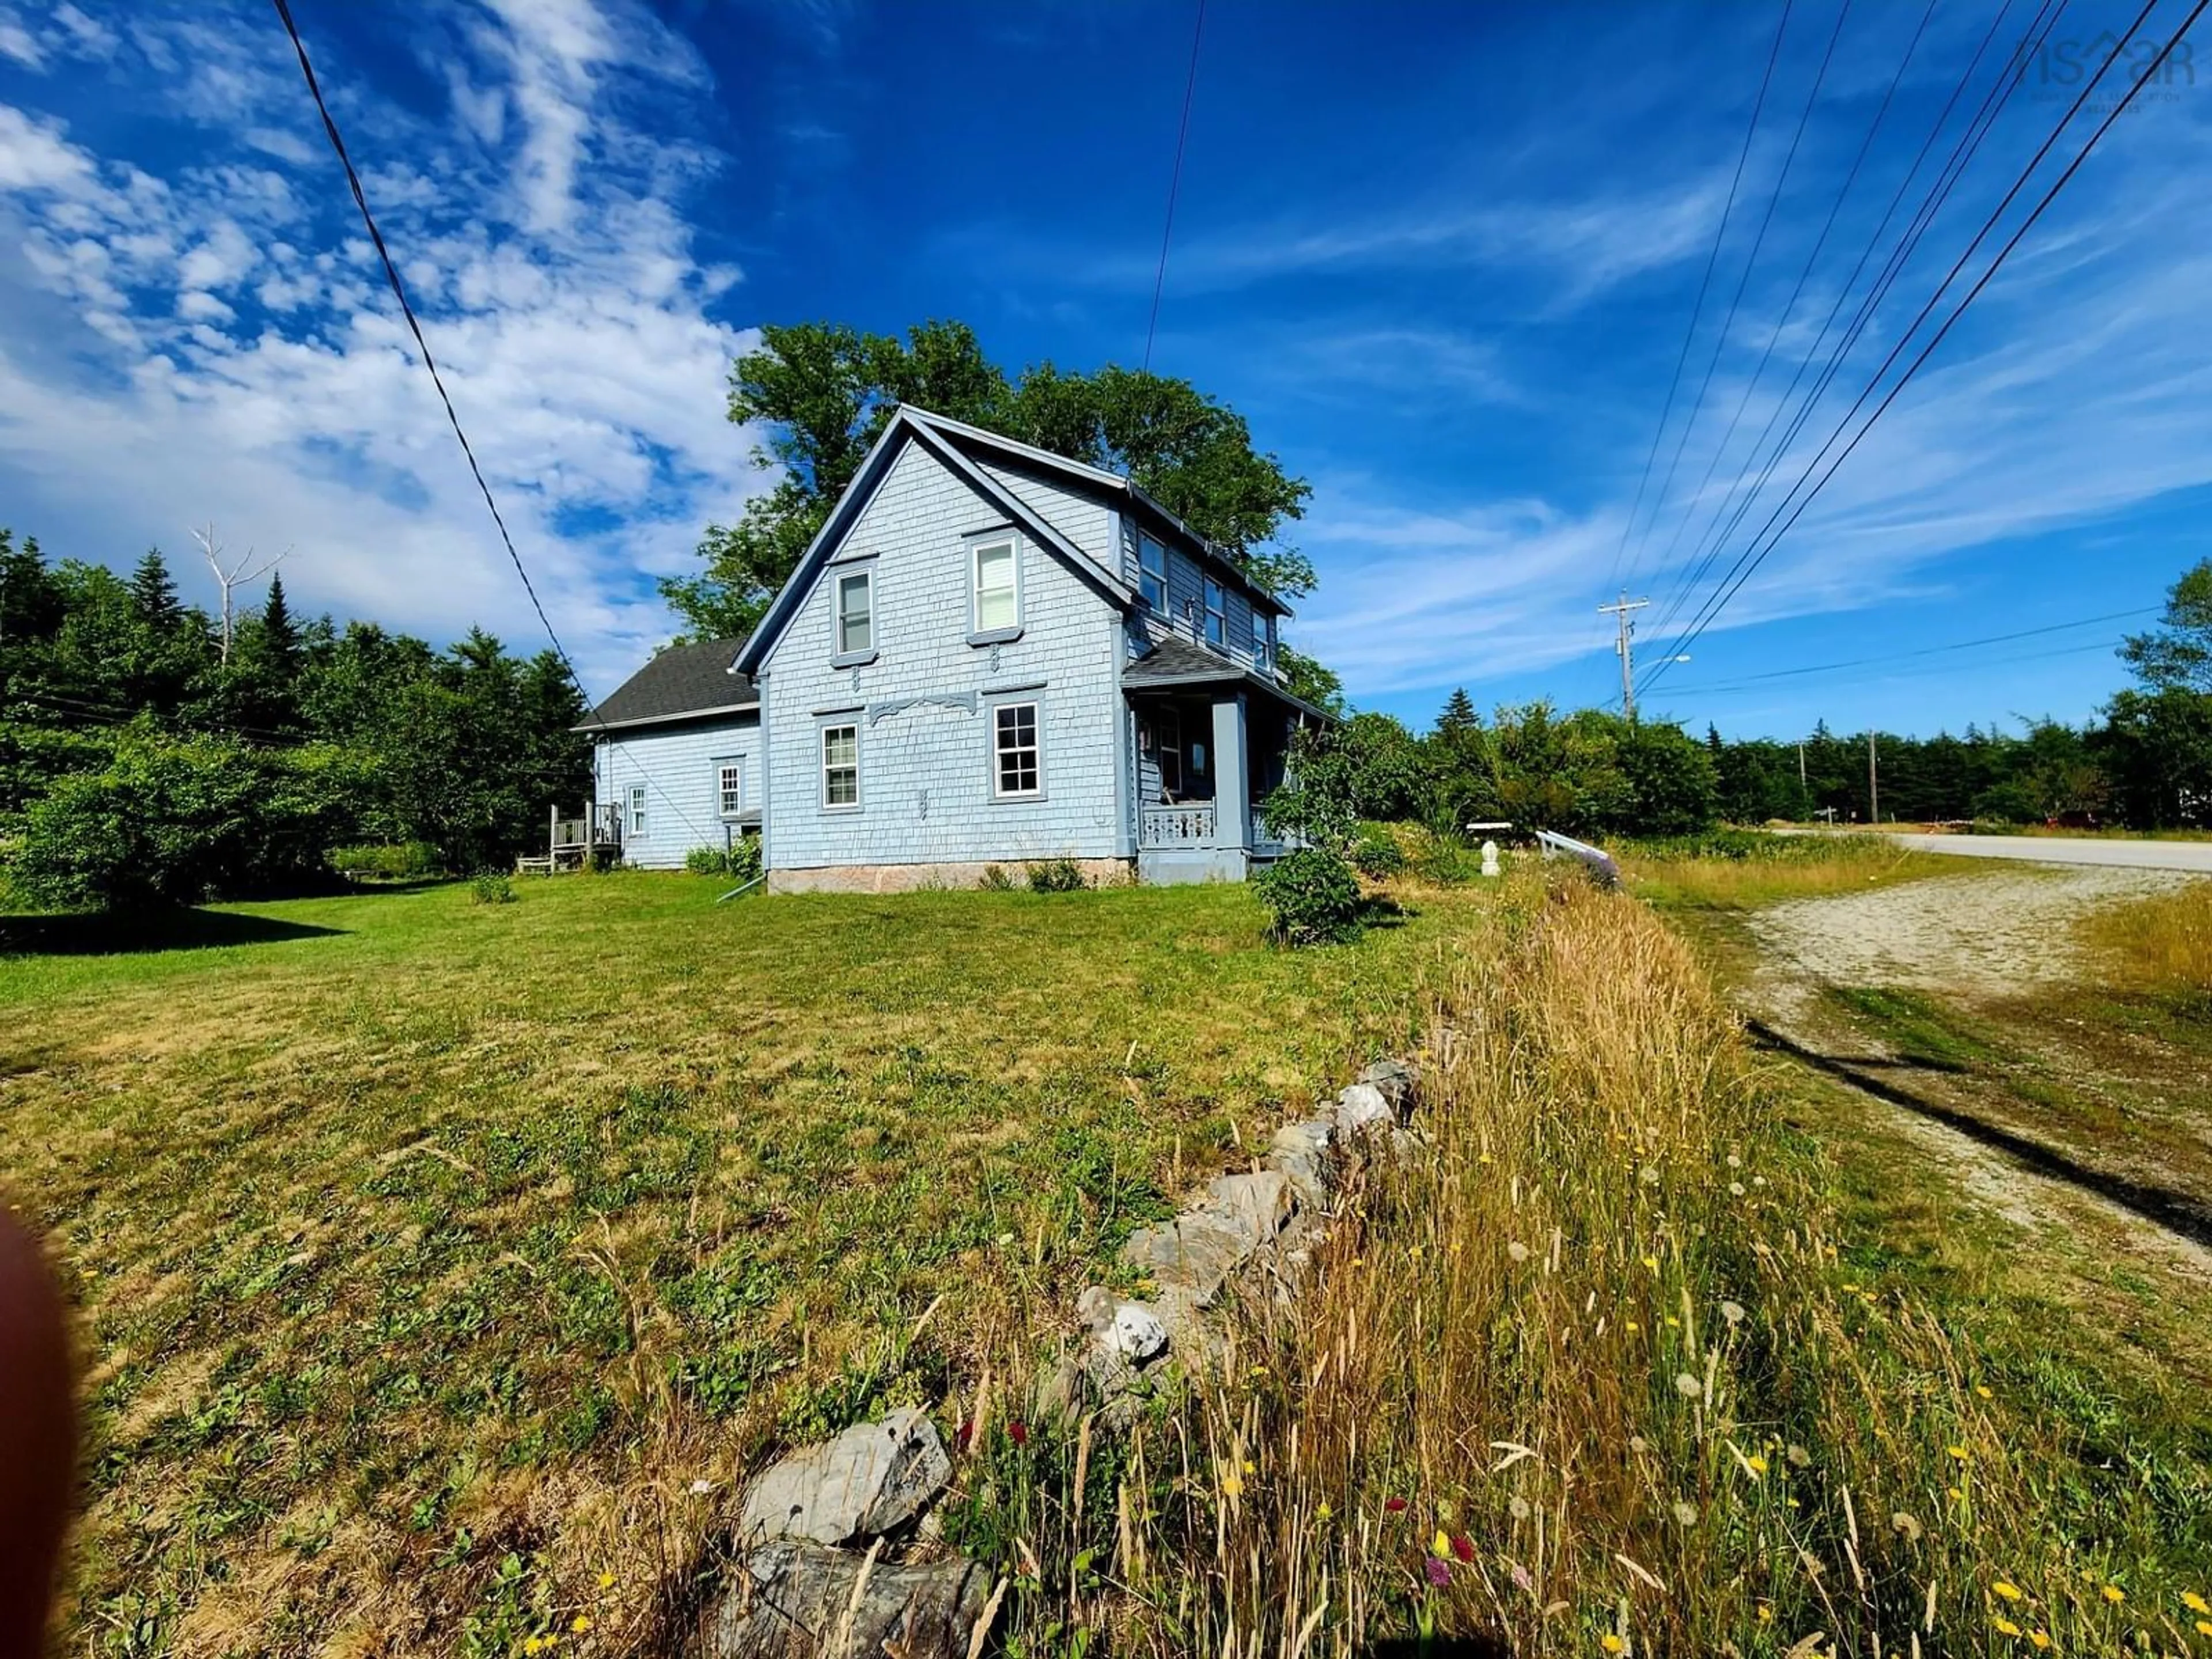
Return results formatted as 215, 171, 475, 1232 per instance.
1203, 575, 1226, 647
1138, 534, 1166, 610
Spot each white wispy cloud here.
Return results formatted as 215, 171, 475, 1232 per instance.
0, 2, 761, 692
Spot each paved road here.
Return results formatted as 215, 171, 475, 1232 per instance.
1867, 832, 2212, 874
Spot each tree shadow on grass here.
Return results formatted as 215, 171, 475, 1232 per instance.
1748, 1018, 2212, 1251
0, 908, 347, 957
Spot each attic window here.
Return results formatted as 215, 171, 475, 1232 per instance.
973, 537, 1018, 634
835, 569, 873, 656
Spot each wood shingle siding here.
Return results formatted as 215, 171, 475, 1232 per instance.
759, 438, 1125, 874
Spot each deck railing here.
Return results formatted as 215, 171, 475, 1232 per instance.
1140, 803, 1215, 847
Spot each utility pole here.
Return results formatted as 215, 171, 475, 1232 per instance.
1867, 730, 1880, 824
1599, 590, 1649, 722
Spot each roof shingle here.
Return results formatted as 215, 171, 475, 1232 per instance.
578, 637, 755, 731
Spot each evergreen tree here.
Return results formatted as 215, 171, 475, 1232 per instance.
1436, 687, 1478, 738
130, 548, 183, 631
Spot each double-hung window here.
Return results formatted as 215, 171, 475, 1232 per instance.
628, 784, 647, 839
717, 761, 744, 819
972, 537, 1018, 634
1203, 576, 1227, 646
834, 567, 873, 657
993, 702, 1040, 798
821, 724, 859, 809
1252, 614, 1271, 669
1138, 534, 1167, 611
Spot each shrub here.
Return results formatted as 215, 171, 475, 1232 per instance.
1252, 846, 1362, 946
1351, 826, 1407, 879
1024, 858, 1089, 892
12, 733, 365, 910
682, 837, 764, 882
328, 841, 442, 881
978, 864, 1017, 891
469, 873, 516, 906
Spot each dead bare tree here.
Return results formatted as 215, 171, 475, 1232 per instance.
192, 524, 289, 663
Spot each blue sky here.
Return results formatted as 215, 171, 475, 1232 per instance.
1, 0, 2207, 739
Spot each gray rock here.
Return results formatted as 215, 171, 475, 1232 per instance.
740, 1408, 952, 1548
1332, 1081, 1393, 1132
1266, 1119, 1338, 1205
1205, 1170, 1295, 1243
1121, 1210, 1256, 1304
701, 1540, 991, 1659
1107, 1301, 1171, 1362
1358, 1058, 1416, 1119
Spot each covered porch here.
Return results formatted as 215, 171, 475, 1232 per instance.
1124, 639, 1326, 882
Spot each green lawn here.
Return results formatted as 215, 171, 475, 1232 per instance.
1, 873, 1490, 1656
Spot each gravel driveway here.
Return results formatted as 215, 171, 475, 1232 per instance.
1748, 865, 2195, 998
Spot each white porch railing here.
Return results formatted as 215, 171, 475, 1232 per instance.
1141, 804, 1215, 847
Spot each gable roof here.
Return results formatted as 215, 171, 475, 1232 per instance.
733, 404, 1291, 676
734, 406, 1133, 675
899, 407, 1292, 618
575, 637, 755, 733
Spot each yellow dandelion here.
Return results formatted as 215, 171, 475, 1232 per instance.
1600, 1636, 1625, 1656
1219, 1473, 1245, 1499
1947, 1484, 1964, 1501
1746, 1455, 1768, 1476
2099, 1584, 2124, 1604
1243, 1459, 1256, 1476
1665, 1316, 1681, 1328
1946, 1445, 1969, 1462
1641, 1255, 1659, 1272
2029, 1634, 2051, 1651
2184, 1592, 2210, 1615
596, 1571, 615, 1590
524, 1642, 544, 1657
1756, 1604, 1773, 1623
1995, 1616, 2022, 1637
2196, 1619, 2212, 1638
1994, 1582, 2024, 1601
1975, 1385, 1994, 1399
1249, 1364, 1269, 1378
571, 1616, 592, 1635
1408, 1244, 1425, 1262
1626, 1320, 1641, 1333
1316, 1501, 1333, 1522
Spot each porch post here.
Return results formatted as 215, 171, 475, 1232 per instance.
1211, 692, 1249, 851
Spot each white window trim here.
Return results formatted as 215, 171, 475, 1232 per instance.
830, 564, 876, 664
627, 783, 647, 840
1203, 576, 1227, 646
969, 535, 1022, 642
716, 760, 745, 820
820, 722, 861, 812
1138, 533, 1167, 611
990, 698, 1044, 800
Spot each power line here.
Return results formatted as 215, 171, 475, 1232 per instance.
1142, 0, 1207, 374
1644, 0, 2060, 650
1660, 635, 2126, 699
1638, 0, 1933, 627
1639, 0, 2198, 699
1597, 0, 1796, 621
1649, 606, 2154, 695
1624, 0, 1855, 598
273, 0, 713, 844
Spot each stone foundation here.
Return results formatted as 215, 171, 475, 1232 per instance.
767, 857, 1134, 895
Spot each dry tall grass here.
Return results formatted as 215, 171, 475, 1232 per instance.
2084, 877, 2212, 998
957, 874, 2204, 1655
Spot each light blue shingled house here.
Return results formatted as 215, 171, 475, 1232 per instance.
581, 404, 1329, 890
